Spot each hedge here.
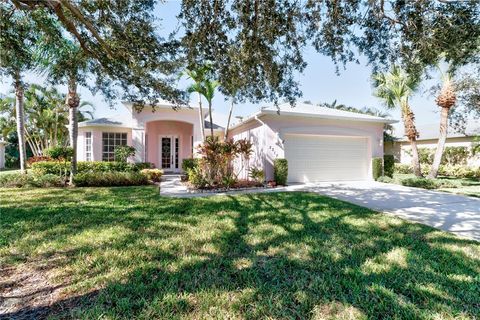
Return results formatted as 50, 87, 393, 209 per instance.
274, 158, 288, 185
394, 163, 480, 179
383, 155, 395, 178
31, 161, 153, 176
73, 172, 150, 187
372, 157, 383, 181
0, 173, 65, 188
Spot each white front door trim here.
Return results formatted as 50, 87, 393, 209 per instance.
159, 135, 180, 172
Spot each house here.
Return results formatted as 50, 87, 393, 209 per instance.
78, 101, 223, 171
384, 121, 480, 166
78, 102, 395, 182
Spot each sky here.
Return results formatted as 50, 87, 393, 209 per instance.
0, 0, 444, 135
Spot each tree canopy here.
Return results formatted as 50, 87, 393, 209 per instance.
3, 0, 479, 108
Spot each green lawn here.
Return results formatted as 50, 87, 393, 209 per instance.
1, 187, 479, 319
0, 168, 20, 175
393, 173, 480, 198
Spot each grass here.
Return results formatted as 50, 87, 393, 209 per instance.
0, 168, 20, 175
1, 186, 479, 319
393, 173, 480, 197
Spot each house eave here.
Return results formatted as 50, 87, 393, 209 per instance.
229, 110, 398, 132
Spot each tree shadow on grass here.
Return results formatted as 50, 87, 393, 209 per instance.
1, 189, 479, 319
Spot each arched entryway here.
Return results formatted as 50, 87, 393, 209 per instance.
145, 120, 194, 172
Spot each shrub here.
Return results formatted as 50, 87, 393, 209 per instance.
221, 175, 237, 189
442, 146, 469, 166
73, 172, 150, 187
274, 158, 288, 185
249, 167, 265, 183
141, 169, 163, 182
182, 158, 199, 173
27, 155, 52, 165
31, 174, 65, 187
114, 145, 136, 163
32, 161, 154, 176
0, 173, 64, 188
377, 176, 393, 183
372, 157, 383, 181
187, 167, 207, 189
0, 173, 30, 188
400, 177, 439, 189
383, 155, 395, 178
394, 163, 413, 174
45, 146, 74, 160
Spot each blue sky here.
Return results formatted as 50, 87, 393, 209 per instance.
0, 0, 443, 134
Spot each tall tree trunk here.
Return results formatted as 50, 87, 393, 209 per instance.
208, 101, 214, 137
224, 99, 234, 140
14, 72, 27, 174
428, 107, 449, 179
403, 109, 422, 177
197, 93, 205, 142
67, 77, 80, 185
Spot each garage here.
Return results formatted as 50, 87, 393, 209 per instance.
284, 134, 369, 182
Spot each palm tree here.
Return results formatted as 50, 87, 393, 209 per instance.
224, 97, 235, 140
0, 85, 94, 157
428, 70, 456, 178
183, 66, 210, 142
13, 72, 27, 173
374, 66, 423, 177
203, 78, 220, 138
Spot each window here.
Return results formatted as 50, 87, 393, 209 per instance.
85, 132, 92, 161
102, 132, 127, 161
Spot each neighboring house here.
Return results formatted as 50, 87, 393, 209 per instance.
78, 102, 395, 182
0, 139, 6, 169
384, 121, 480, 166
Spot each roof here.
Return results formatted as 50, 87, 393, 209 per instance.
205, 120, 224, 130
78, 116, 224, 131
395, 120, 480, 141
78, 116, 132, 128
230, 102, 397, 130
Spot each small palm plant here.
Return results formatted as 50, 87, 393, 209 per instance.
203, 78, 220, 137
374, 66, 423, 177
428, 70, 456, 178
183, 66, 211, 142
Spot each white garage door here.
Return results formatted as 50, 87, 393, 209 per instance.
284, 134, 369, 182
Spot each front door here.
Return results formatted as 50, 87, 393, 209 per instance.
160, 136, 179, 172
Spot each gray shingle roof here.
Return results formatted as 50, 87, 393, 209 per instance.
260, 103, 397, 123
204, 120, 224, 130
395, 120, 480, 141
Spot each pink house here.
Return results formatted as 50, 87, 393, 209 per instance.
78, 102, 395, 182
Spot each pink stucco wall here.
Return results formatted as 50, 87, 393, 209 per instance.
146, 120, 193, 169
229, 114, 385, 180
78, 127, 132, 162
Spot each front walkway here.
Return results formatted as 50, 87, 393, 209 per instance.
160, 178, 480, 241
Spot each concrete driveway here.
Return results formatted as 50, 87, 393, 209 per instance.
289, 181, 480, 241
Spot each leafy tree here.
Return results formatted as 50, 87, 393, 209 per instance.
179, 0, 479, 106
374, 66, 423, 177
7, 0, 185, 106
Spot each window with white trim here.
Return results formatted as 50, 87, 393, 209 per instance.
102, 132, 127, 161
85, 132, 92, 161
